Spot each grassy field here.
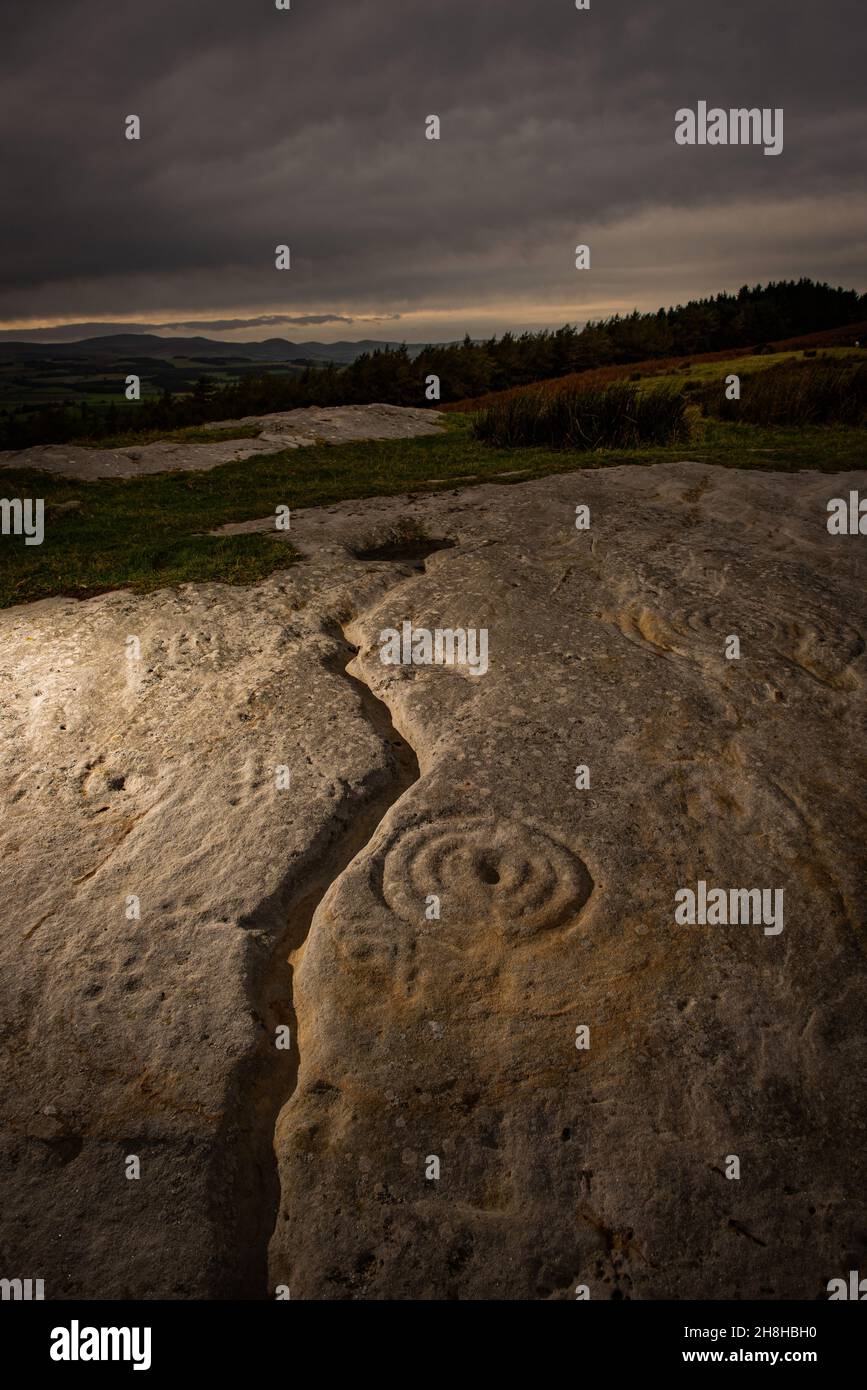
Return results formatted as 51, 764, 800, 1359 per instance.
654, 346, 859, 390
1, 411, 865, 610
444, 346, 866, 414
475, 356, 866, 448
0, 355, 306, 415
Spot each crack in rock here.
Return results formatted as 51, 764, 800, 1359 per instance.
208, 594, 422, 1297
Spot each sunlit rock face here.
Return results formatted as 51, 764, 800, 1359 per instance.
1, 459, 865, 1299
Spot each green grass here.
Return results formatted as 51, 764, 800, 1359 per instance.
671, 346, 862, 389
1, 412, 865, 609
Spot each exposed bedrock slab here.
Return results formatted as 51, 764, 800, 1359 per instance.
1, 460, 866, 1300
0, 560, 411, 1297
0, 403, 443, 480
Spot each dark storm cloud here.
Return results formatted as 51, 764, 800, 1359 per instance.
1, 0, 865, 332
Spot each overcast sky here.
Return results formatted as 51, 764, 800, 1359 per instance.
1, 0, 865, 342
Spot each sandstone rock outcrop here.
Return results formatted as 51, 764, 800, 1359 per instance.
0, 403, 443, 480
1, 460, 865, 1299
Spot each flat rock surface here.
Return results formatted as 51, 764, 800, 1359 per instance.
0, 403, 443, 480
1, 459, 865, 1300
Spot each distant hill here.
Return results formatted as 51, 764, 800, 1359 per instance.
0, 334, 437, 364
